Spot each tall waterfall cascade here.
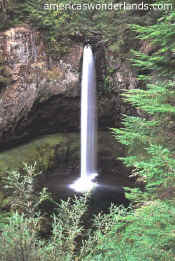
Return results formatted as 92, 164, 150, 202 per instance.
70, 45, 98, 192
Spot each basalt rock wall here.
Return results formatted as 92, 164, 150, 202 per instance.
0, 25, 139, 149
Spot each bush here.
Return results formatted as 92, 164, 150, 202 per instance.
1, 165, 175, 261
2, 163, 50, 217
0, 213, 43, 261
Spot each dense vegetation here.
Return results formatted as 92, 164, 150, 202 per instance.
1, 0, 175, 260
0, 0, 163, 57
113, 10, 175, 196
1, 164, 175, 261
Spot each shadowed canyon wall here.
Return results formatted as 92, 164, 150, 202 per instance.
0, 25, 139, 149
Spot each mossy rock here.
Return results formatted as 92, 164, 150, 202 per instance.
0, 134, 66, 175
0, 131, 125, 179
0, 133, 81, 177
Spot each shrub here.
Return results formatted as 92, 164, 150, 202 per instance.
2, 163, 50, 217
0, 212, 43, 261
1, 168, 175, 261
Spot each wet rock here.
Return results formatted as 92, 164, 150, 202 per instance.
0, 25, 139, 148
0, 26, 82, 148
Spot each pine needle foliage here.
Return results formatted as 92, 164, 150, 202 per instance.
112, 11, 175, 196
0, 0, 162, 58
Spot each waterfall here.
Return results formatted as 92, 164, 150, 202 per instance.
81, 45, 97, 179
70, 45, 98, 192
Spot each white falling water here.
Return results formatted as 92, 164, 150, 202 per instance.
70, 45, 98, 192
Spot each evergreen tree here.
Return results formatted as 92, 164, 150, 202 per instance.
112, 11, 175, 196
0, 0, 160, 58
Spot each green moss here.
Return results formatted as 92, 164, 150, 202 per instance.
0, 134, 66, 174
0, 56, 13, 89
0, 132, 123, 176
0, 190, 10, 210
0, 191, 4, 205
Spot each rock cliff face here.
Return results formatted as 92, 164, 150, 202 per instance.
0, 25, 138, 149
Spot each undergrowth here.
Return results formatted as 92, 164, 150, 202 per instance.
0, 164, 175, 261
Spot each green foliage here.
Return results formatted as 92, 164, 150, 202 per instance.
1, 164, 175, 260
0, 212, 43, 261
2, 163, 51, 217
131, 12, 175, 79
2, 198, 175, 261
0, 213, 41, 260
119, 144, 175, 193
124, 187, 149, 203
35, 144, 56, 172
0, 0, 161, 58
1, 2, 175, 260
112, 10, 175, 199
0, 56, 12, 90
41, 195, 89, 261
103, 66, 116, 93
0, 165, 89, 261
82, 200, 175, 261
